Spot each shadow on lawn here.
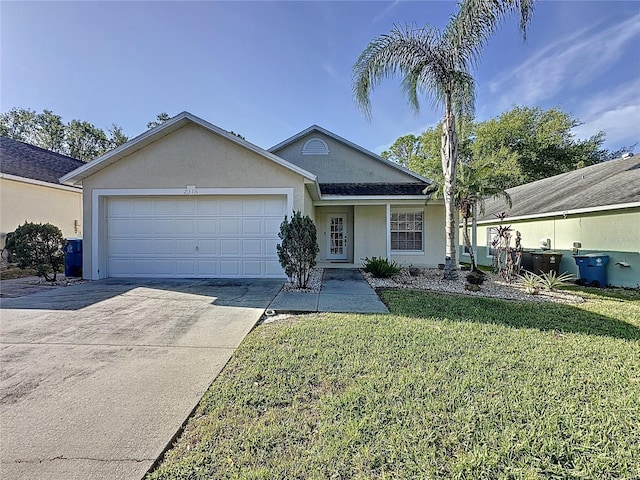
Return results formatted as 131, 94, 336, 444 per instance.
382, 289, 640, 342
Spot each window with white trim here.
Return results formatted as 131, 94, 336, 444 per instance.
487, 227, 499, 257
390, 211, 423, 251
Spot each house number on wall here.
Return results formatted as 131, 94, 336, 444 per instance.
184, 185, 197, 195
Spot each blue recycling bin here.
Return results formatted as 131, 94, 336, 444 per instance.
573, 254, 609, 287
64, 239, 83, 277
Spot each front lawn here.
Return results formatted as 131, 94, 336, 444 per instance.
147, 288, 640, 479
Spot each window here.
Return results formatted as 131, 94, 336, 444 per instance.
487, 227, 499, 257
391, 211, 423, 251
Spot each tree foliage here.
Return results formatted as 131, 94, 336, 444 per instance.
353, 0, 535, 280
147, 112, 171, 129
10, 222, 65, 281
276, 211, 319, 289
387, 106, 610, 190
0, 107, 129, 162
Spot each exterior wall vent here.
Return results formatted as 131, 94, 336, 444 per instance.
302, 137, 330, 155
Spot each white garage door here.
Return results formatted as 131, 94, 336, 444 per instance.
106, 196, 286, 278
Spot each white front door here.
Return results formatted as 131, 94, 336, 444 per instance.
327, 215, 348, 260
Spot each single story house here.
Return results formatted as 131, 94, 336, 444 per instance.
463, 155, 640, 288
61, 112, 444, 279
0, 136, 84, 249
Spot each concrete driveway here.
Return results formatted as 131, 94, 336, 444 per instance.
0, 278, 283, 480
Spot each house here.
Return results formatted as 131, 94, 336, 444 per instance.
464, 155, 640, 288
60, 112, 444, 279
0, 137, 84, 249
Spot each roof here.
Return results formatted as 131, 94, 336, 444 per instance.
269, 124, 432, 184
0, 136, 84, 185
478, 155, 640, 222
320, 183, 428, 196
60, 112, 317, 186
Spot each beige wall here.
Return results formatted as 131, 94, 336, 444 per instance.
0, 177, 82, 247
274, 132, 419, 184
467, 208, 640, 288
81, 123, 308, 277
353, 205, 387, 263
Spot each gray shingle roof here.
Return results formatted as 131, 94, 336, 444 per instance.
478, 155, 640, 221
319, 183, 428, 196
0, 136, 84, 185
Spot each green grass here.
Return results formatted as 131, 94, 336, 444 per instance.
147, 289, 640, 480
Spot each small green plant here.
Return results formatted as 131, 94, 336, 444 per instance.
276, 211, 319, 289
517, 271, 542, 294
362, 256, 401, 278
539, 271, 575, 291
11, 222, 65, 281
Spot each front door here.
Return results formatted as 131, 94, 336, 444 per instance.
327, 215, 348, 260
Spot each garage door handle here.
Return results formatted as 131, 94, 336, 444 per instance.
196, 245, 199, 251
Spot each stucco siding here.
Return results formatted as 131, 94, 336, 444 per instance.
0, 177, 82, 247
81, 123, 307, 277
353, 205, 387, 263
274, 133, 417, 184
466, 208, 640, 288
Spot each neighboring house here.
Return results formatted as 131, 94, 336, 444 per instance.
60, 112, 443, 279
463, 155, 640, 288
0, 137, 84, 249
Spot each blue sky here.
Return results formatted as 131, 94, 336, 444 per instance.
1, 1, 638, 155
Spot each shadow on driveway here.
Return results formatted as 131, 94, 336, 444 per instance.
0, 278, 284, 311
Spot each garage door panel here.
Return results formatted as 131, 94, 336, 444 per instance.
132, 199, 153, 216
242, 219, 263, 235
220, 200, 242, 215
220, 239, 240, 255
242, 239, 262, 255
107, 195, 287, 278
197, 219, 218, 235
198, 239, 218, 255
175, 219, 196, 234
220, 261, 240, 276
152, 239, 176, 255
220, 219, 240, 235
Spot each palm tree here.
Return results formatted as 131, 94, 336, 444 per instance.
353, 0, 535, 279
456, 161, 512, 271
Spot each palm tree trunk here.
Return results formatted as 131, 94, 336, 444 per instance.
441, 101, 458, 280
462, 213, 477, 271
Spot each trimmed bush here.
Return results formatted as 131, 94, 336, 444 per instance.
276, 211, 319, 289
362, 256, 401, 278
11, 222, 65, 281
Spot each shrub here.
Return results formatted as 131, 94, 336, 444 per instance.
465, 270, 486, 285
539, 270, 575, 291
362, 256, 401, 278
276, 211, 319, 289
12, 222, 65, 281
517, 271, 542, 295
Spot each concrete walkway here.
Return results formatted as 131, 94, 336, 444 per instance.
268, 268, 388, 314
0, 278, 283, 480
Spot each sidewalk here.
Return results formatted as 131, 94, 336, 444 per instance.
268, 268, 388, 314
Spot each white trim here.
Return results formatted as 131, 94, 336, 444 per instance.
476, 202, 640, 225
385, 203, 391, 260
389, 209, 425, 254
1, 173, 82, 193
90, 187, 294, 280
